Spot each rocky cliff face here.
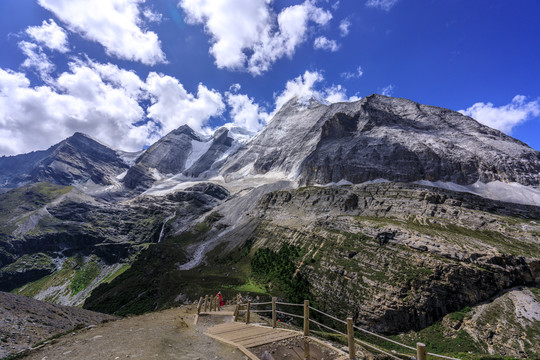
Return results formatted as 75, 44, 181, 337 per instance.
222, 95, 540, 188
0, 182, 229, 306
243, 183, 540, 333
84, 181, 540, 339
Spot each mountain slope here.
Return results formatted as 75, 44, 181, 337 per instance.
123, 125, 238, 190
0, 133, 131, 191
222, 94, 540, 189
84, 182, 540, 335
0, 182, 229, 306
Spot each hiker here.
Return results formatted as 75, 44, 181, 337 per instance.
217, 291, 224, 307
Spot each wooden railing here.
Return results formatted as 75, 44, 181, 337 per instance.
198, 294, 461, 360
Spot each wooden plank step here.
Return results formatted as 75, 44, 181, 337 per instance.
207, 322, 247, 334
241, 332, 298, 348
223, 328, 271, 342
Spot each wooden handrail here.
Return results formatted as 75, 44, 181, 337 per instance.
204, 294, 461, 360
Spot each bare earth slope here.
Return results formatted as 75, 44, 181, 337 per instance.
0, 291, 115, 358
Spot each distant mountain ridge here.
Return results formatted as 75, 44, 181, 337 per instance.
0, 132, 131, 191
1, 94, 539, 200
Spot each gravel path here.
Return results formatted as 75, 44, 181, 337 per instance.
21, 306, 246, 360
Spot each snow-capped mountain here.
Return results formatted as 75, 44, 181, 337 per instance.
1, 94, 539, 205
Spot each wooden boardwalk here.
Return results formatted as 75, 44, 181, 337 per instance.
206, 322, 298, 348
205, 321, 347, 360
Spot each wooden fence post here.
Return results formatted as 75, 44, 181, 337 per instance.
417, 342, 427, 360
303, 300, 309, 336
347, 318, 356, 360
204, 295, 208, 312
211, 296, 215, 312
237, 294, 241, 304
217, 295, 221, 311
272, 297, 277, 328
197, 297, 203, 315
246, 300, 251, 324
234, 304, 239, 321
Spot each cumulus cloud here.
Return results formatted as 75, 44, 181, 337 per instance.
459, 95, 540, 134
313, 36, 340, 52
37, 0, 166, 65
145, 72, 225, 134
273, 70, 358, 115
339, 19, 351, 37
18, 41, 55, 81
365, 0, 399, 11
90, 61, 146, 99
341, 66, 363, 80
179, 0, 332, 75
0, 65, 149, 156
25, 19, 69, 53
226, 92, 269, 132
0, 58, 228, 156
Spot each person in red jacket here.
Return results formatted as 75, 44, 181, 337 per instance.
217, 291, 224, 307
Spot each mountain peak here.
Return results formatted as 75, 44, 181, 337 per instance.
169, 124, 205, 142
65, 132, 109, 148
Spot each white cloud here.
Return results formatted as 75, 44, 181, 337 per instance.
90, 61, 146, 99
274, 70, 324, 111
37, 0, 166, 65
25, 19, 69, 53
381, 84, 394, 96
0, 59, 230, 155
339, 19, 351, 37
313, 36, 340, 52
459, 95, 540, 134
18, 41, 55, 81
179, 0, 332, 75
341, 66, 363, 80
0, 64, 152, 156
225, 92, 269, 132
229, 83, 242, 93
143, 8, 163, 23
145, 72, 225, 134
273, 70, 358, 115
366, 0, 399, 11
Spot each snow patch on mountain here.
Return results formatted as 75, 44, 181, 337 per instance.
416, 180, 540, 207
117, 150, 144, 166
184, 139, 213, 170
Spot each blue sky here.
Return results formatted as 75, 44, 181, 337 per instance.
0, 0, 539, 156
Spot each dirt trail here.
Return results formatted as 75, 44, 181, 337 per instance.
21, 306, 245, 360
